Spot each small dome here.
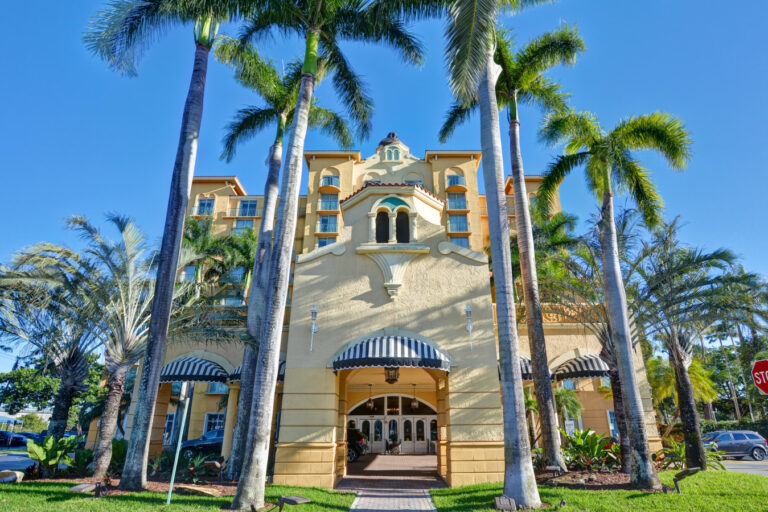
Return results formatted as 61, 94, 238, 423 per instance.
378, 131, 399, 147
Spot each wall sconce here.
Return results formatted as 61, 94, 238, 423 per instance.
366, 384, 374, 409
465, 303, 473, 351
309, 304, 318, 351
384, 367, 399, 384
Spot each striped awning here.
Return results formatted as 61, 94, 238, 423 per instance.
230, 360, 286, 382
520, 357, 533, 381
332, 336, 452, 372
159, 357, 228, 383
553, 354, 609, 380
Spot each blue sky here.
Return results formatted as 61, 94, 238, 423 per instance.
1, 2, 766, 370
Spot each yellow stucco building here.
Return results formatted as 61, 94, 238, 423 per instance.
97, 132, 659, 488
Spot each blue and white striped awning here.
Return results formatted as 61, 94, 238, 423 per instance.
332, 336, 452, 372
159, 357, 228, 383
554, 354, 610, 380
230, 360, 286, 382
520, 357, 533, 381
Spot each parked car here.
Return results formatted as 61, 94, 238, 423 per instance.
18, 432, 44, 444
703, 430, 767, 461
180, 429, 224, 459
0, 431, 27, 447
347, 428, 368, 462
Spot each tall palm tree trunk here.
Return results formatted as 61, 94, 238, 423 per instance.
120, 42, 210, 490
599, 188, 660, 489
478, 49, 540, 509
232, 30, 318, 510
49, 380, 77, 440
717, 337, 742, 420
607, 363, 631, 473
93, 368, 129, 478
226, 128, 284, 481
669, 339, 706, 469
509, 113, 565, 472
733, 325, 755, 421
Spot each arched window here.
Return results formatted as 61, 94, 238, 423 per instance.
376, 211, 389, 243
430, 420, 438, 441
395, 211, 409, 243
362, 420, 370, 440
386, 148, 393, 160
403, 420, 412, 442
374, 420, 383, 441
416, 420, 425, 442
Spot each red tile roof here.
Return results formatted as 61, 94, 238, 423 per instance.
340, 182, 445, 204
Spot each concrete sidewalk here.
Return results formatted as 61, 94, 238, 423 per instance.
350, 488, 436, 512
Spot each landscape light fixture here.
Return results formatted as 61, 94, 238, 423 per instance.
309, 304, 318, 351
465, 303, 473, 351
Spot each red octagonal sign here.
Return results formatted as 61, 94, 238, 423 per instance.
751, 360, 768, 395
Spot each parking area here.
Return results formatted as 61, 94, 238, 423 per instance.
723, 459, 768, 477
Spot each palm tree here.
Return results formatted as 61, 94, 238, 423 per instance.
214, 39, 353, 480
0, 283, 99, 440
183, 217, 222, 299
84, 0, 231, 490
441, 27, 583, 470
536, 109, 692, 489
631, 220, 761, 469
545, 210, 646, 473
553, 386, 583, 422
6, 216, 194, 477
231, 2, 423, 508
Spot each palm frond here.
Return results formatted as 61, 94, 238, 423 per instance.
534, 151, 590, 215
613, 152, 664, 228
610, 112, 692, 170
539, 109, 600, 151
438, 99, 477, 142
445, 0, 498, 101
509, 24, 585, 88
307, 105, 354, 149
214, 36, 283, 105
321, 38, 374, 139
220, 106, 280, 162
517, 76, 569, 113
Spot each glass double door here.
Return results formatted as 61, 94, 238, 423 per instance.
351, 415, 435, 454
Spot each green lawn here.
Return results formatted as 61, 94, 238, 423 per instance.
430, 471, 768, 512
0, 481, 355, 512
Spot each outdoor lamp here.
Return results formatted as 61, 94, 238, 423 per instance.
384, 367, 399, 384
411, 384, 419, 410
465, 303, 473, 351
309, 304, 318, 351
366, 384, 374, 409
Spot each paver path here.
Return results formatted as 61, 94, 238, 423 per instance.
350, 488, 436, 512
337, 454, 446, 491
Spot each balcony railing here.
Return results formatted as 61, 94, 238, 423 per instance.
446, 175, 466, 187
320, 175, 340, 188
192, 205, 214, 216
227, 207, 263, 217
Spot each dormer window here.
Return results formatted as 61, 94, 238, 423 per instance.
385, 146, 400, 161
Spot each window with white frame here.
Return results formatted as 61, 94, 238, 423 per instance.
318, 237, 336, 248
180, 265, 196, 283
561, 379, 576, 390
207, 382, 228, 394
239, 199, 259, 216
385, 146, 400, 161
447, 193, 467, 210
448, 214, 468, 232
319, 193, 338, 211
163, 413, 176, 445
607, 410, 619, 439
204, 412, 225, 433
233, 219, 253, 236
196, 197, 214, 215
446, 174, 466, 187
318, 214, 337, 233
320, 174, 340, 188
450, 236, 469, 249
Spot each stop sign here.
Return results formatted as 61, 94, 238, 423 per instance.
751, 360, 768, 395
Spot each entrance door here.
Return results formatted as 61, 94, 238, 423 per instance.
386, 418, 399, 452
414, 418, 428, 453
371, 418, 385, 453
401, 418, 414, 454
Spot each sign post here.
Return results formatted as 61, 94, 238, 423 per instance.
750, 360, 768, 395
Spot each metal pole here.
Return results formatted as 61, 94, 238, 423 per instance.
167, 382, 191, 505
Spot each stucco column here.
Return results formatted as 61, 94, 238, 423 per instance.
367, 212, 376, 242
388, 212, 397, 243
409, 212, 418, 241
221, 382, 240, 458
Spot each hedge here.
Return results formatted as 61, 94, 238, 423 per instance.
700, 419, 768, 440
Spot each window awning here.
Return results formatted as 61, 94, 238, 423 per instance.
520, 357, 533, 381
332, 336, 452, 372
159, 357, 228, 383
553, 354, 610, 380
230, 360, 286, 382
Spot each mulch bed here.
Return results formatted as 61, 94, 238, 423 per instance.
535, 469, 663, 492
27, 476, 240, 496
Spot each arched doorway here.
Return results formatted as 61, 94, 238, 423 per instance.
347, 394, 437, 454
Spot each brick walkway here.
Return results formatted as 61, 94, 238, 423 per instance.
336, 454, 446, 491
349, 488, 437, 512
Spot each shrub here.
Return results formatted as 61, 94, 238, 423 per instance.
69, 448, 94, 476
560, 429, 618, 472
655, 438, 725, 470
701, 419, 768, 440
108, 438, 128, 475
26, 435, 81, 477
